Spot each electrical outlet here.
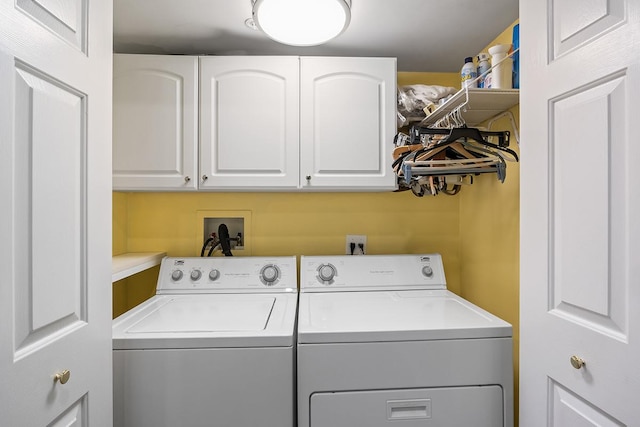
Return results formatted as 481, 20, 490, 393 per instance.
345, 235, 367, 255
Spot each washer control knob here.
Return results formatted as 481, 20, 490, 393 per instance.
317, 264, 336, 284
422, 266, 434, 277
260, 264, 280, 286
209, 269, 220, 281
190, 269, 202, 281
171, 270, 183, 281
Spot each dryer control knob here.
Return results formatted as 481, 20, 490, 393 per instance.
171, 270, 183, 281
260, 264, 280, 286
422, 266, 434, 277
209, 269, 220, 281
190, 269, 202, 281
317, 264, 336, 283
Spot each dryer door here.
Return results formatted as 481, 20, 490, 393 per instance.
310, 386, 503, 427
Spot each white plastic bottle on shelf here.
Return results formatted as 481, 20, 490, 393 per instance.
477, 53, 491, 88
484, 72, 493, 88
460, 57, 477, 88
488, 44, 513, 89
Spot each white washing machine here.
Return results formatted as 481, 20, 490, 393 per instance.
297, 254, 513, 427
112, 256, 298, 427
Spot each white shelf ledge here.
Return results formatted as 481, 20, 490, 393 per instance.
112, 252, 166, 282
420, 88, 519, 126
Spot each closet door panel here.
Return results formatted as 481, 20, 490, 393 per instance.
0, 0, 113, 423
520, 0, 640, 425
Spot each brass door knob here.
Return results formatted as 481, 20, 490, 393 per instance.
54, 369, 71, 384
570, 355, 585, 370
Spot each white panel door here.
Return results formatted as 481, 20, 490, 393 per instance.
199, 56, 300, 190
300, 57, 397, 191
0, 0, 113, 425
520, 0, 640, 425
113, 54, 198, 190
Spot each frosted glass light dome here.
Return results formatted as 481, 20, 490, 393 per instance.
252, 0, 351, 46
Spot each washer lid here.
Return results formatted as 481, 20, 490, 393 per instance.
297, 290, 512, 344
113, 293, 297, 349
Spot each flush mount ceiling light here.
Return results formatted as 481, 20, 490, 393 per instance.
251, 0, 351, 46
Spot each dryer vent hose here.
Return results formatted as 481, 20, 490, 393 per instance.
218, 224, 233, 257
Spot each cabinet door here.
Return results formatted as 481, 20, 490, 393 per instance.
200, 56, 299, 190
300, 57, 397, 191
113, 54, 198, 190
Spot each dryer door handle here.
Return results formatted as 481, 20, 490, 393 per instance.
386, 399, 431, 420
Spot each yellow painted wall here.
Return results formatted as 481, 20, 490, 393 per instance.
113, 191, 462, 316
459, 20, 520, 424
112, 192, 128, 318
397, 72, 461, 88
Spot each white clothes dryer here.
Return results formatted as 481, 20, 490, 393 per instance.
297, 254, 513, 427
112, 256, 298, 427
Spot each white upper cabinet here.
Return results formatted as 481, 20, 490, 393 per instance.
300, 57, 397, 191
199, 56, 300, 190
113, 55, 397, 191
113, 54, 198, 190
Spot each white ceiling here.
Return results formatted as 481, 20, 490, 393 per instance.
113, 0, 519, 72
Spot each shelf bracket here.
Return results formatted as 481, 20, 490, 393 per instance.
486, 110, 520, 145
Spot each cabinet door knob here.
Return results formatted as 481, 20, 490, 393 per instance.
184, 176, 191, 183
570, 355, 585, 370
202, 175, 208, 181
306, 175, 311, 181
54, 369, 71, 384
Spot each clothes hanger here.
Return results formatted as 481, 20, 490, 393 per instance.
395, 104, 514, 189
463, 137, 519, 161
392, 144, 423, 175
423, 121, 518, 165
409, 125, 511, 147
402, 156, 505, 181
412, 124, 497, 163
411, 108, 486, 162
400, 129, 503, 181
